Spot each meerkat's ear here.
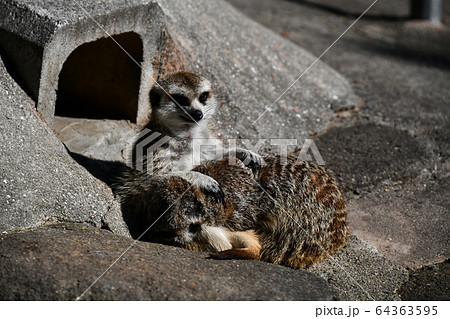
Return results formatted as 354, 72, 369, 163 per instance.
150, 86, 162, 108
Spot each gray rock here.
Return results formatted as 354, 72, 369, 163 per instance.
304, 0, 410, 17
155, 0, 359, 144
347, 179, 450, 269
314, 123, 429, 192
308, 236, 408, 301
398, 260, 450, 301
0, 57, 124, 234
53, 116, 137, 163
0, 223, 340, 301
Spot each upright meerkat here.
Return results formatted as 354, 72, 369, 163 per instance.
117, 153, 348, 269
127, 72, 261, 201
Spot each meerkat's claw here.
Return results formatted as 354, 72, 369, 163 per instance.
202, 184, 225, 203
249, 156, 262, 175
236, 149, 262, 174
197, 178, 225, 203
182, 172, 225, 203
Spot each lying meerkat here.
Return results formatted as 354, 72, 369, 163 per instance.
117, 153, 348, 269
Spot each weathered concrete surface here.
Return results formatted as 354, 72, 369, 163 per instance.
347, 180, 449, 269
0, 57, 125, 235
53, 116, 137, 163
398, 260, 450, 301
313, 122, 448, 270
156, 0, 359, 143
0, 0, 165, 126
308, 236, 407, 301
227, 0, 450, 300
315, 123, 429, 193
304, 0, 410, 17
0, 223, 339, 301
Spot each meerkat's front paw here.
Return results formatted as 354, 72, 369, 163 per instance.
194, 175, 225, 203
236, 149, 262, 174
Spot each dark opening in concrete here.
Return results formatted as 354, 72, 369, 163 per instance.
55, 32, 143, 122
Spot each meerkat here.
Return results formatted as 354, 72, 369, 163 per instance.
117, 153, 348, 269
127, 71, 261, 201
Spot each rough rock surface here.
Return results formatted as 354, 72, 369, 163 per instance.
308, 236, 407, 301
0, 57, 124, 234
305, 0, 410, 17
156, 0, 359, 143
347, 181, 449, 269
398, 260, 450, 301
53, 117, 137, 164
0, 223, 339, 301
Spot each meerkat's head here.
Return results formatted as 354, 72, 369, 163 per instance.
143, 176, 220, 246
149, 72, 217, 135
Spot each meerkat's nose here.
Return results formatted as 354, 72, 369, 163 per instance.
190, 110, 203, 121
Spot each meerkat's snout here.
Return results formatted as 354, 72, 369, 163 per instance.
178, 89, 211, 123
190, 109, 203, 121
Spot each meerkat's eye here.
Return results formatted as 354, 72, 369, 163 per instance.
170, 94, 190, 107
199, 91, 210, 104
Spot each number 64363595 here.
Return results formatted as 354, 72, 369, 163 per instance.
375, 305, 438, 316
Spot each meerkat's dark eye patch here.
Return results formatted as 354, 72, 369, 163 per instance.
149, 88, 162, 108
199, 91, 210, 104
170, 94, 190, 107
184, 198, 203, 215
188, 223, 202, 234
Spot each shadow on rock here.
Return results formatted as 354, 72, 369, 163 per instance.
315, 123, 429, 193
67, 150, 128, 188
398, 259, 450, 300
67, 150, 144, 238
